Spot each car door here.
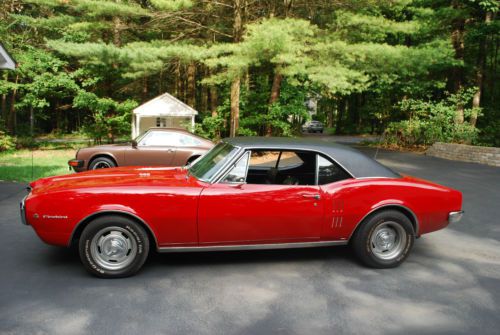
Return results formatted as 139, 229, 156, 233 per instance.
124, 130, 177, 166
197, 150, 324, 244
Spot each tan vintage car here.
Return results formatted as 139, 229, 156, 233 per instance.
68, 128, 214, 172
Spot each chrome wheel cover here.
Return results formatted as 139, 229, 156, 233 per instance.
90, 227, 137, 271
92, 161, 112, 169
370, 221, 407, 261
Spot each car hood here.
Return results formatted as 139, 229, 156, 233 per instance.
29, 166, 197, 194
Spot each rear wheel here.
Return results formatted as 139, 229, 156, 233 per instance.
79, 215, 150, 278
89, 157, 116, 170
352, 210, 414, 268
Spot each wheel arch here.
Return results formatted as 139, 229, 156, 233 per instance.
88, 154, 118, 169
348, 204, 419, 241
69, 210, 158, 250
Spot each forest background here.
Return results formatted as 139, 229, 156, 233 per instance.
0, 0, 499, 150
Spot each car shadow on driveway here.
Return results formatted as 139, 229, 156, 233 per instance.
146, 245, 358, 270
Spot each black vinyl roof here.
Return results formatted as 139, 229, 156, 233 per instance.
223, 137, 400, 179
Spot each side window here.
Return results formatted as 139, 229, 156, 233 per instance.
139, 131, 176, 146
221, 152, 250, 183
249, 151, 280, 168
278, 151, 304, 169
317, 155, 351, 185
178, 134, 202, 147
246, 150, 316, 185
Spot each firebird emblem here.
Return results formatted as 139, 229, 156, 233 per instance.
42, 215, 68, 219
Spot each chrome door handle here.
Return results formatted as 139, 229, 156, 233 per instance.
302, 194, 321, 200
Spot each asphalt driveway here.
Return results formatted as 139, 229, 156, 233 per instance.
1, 146, 499, 335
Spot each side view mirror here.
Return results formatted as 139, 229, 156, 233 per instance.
131, 140, 138, 148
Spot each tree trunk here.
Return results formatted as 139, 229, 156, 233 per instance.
349, 94, 360, 133
269, 71, 283, 105
174, 61, 181, 97
210, 85, 218, 117
1, 72, 7, 127
142, 76, 148, 102
266, 70, 283, 136
335, 98, 346, 135
8, 74, 19, 134
1, 93, 6, 128
30, 106, 34, 136
327, 100, 334, 128
229, 0, 243, 137
55, 101, 61, 132
451, 0, 465, 124
186, 62, 196, 108
229, 78, 240, 137
471, 11, 492, 127
201, 67, 209, 113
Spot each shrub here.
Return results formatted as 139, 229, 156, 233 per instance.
0, 131, 16, 152
384, 89, 479, 147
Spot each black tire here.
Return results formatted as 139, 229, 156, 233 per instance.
88, 156, 116, 170
79, 215, 150, 278
351, 210, 414, 268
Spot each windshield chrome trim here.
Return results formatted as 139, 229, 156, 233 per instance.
189, 143, 243, 184
210, 146, 245, 183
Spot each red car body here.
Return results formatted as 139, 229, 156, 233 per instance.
23, 163, 461, 248
20, 137, 463, 277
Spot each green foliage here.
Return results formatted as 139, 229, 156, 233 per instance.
1, 0, 498, 148
73, 91, 137, 142
384, 90, 480, 147
0, 131, 16, 152
150, 0, 193, 11
194, 115, 225, 140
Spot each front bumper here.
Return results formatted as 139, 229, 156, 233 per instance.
20, 195, 28, 226
68, 159, 85, 172
448, 210, 464, 224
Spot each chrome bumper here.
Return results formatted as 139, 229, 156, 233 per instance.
448, 210, 464, 224
20, 195, 28, 226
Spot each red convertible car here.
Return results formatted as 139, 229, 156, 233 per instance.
20, 137, 463, 278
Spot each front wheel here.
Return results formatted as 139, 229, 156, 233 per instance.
79, 215, 150, 278
351, 210, 414, 268
88, 157, 116, 170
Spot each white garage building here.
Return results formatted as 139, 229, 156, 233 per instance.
132, 92, 198, 138
0, 43, 16, 70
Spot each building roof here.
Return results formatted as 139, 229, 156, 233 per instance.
223, 136, 400, 179
133, 92, 198, 117
0, 43, 16, 70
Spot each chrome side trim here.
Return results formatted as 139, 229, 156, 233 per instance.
348, 204, 420, 240
158, 240, 347, 253
69, 210, 158, 248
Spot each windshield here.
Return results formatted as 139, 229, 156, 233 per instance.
189, 142, 239, 182
134, 130, 150, 144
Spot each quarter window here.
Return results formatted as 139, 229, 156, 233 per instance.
317, 155, 351, 184
221, 152, 250, 183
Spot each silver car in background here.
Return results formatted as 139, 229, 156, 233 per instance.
302, 121, 324, 133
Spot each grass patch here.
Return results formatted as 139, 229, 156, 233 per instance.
0, 149, 75, 183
